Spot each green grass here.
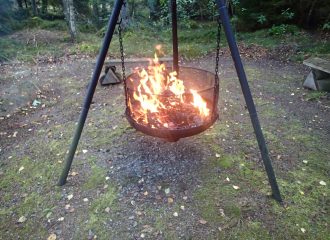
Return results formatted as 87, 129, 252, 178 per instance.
0, 35, 69, 62
2, 21, 328, 63
304, 91, 328, 101
237, 27, 330, 61
81, 186, 118, 239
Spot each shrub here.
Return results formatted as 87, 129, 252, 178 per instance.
268, 24, 298, 37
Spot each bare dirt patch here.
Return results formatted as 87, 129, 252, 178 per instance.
0, 52, 329, 239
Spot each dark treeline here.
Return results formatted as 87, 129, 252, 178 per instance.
1, 0, 329, 37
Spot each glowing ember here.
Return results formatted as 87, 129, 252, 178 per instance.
127, 47, 211, 130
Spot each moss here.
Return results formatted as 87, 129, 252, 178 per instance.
212, 154, 241, 169
82, 165, 107, 190
81, 186, 117, 239
220, 221, 272, 240
304, 91, 327, 101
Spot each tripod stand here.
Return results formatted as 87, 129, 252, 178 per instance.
58, 0, 283, 203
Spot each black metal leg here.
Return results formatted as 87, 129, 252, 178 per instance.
58, 0, 125, 186
171, 0, 179, 74
215, 0, 283, 203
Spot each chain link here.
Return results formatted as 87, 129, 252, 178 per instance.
118, 11, 126, 82
215, 19, 221, 86
212, 19, 221, 115
118, 1, 128, 106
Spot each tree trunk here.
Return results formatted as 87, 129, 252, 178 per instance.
24, 0, 28, 8
101, 0, 107, 19
306, 0, 318, 28
92, 0, 100, 28
130, 0, 135, 19
16, 0, 23, 9
62, 0, 77, 41
31, 0, 38, 15
148, 0, 160, 20
41, 0, 48, 14
120, 2, 129, 29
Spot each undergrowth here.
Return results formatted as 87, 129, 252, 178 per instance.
2, 20, 329, 63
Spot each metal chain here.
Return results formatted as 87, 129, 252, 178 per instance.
215, 19, 221, 86
118, 18, 126, 82
118, 1, 128, 107
212, 19, 222, 115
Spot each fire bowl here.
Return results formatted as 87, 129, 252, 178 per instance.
125, 66, 219, 141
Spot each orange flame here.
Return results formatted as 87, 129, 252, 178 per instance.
128, 47, 210, 129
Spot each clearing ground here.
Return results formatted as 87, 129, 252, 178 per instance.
0, 32, 329, 239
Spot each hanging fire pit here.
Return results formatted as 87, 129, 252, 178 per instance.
58, 0, 282, 204
125, 55, 219, 141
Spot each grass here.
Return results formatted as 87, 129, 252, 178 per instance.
237, 27, 330, 61
1, 20, 328, 63
304, 91, 328, 101
0, 19, 329, 239
193, 85, 329, 239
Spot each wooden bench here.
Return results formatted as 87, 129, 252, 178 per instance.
303, 57, 330, 92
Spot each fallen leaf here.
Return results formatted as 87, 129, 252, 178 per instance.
67, 194, 73, 200
302, 160, 308, 164
47, 233, 57, 240
17, 216, 27, 223
70, 171, 78, 176
219, 208, 225, 217
319, 181, 326, 186
225, 177, 230, 182
300, 228, 306, 233
105, 207, 110, 213
199, 219, 207, 224
168, 197, 174, 203
164, 188, 170, 195
155, 195, 161, 200
65, 204, 70, 210
173, 212, 178, 217
18, 166, 24, 173
13, 131, 18, 137
180, 205, 185, 210
143, 191, 148, 196
32, 99, 41, 106
57, 217, 64, 221
232, 185, 240, 190
83, 198, 89, 202
216, 153, 221, 158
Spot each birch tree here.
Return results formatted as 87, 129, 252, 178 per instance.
62, 0, 77, 41
31, 0, 37, 15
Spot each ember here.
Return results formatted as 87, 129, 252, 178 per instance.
125, 47, 219, 140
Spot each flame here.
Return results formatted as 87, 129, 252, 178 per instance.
128, 47, 210, 129
190, 89, 210, 117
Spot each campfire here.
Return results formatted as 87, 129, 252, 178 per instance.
125, 47, 219, 141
